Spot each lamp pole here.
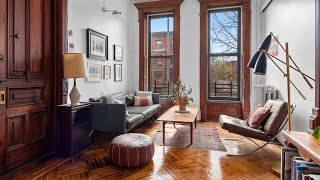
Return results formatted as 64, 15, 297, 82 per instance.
285, 43, 292, 131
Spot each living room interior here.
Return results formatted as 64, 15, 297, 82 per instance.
0, 0, 319, 179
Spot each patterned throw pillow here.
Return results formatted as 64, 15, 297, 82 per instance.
134, 96, 153, 106
135, 90, 152, 97
247, 107, 271, 128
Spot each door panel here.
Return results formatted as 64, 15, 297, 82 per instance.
10, 0, 26, 78
30, 110, 46, 143
7, 114, 27, 152
29, 0, 44, 78
8, 87, 44, 106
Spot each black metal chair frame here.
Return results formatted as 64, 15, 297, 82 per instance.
226, 104, 296, 159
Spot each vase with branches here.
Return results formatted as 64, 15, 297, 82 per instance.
170, 78, 194, 111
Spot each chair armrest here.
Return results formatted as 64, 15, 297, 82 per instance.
90, 103, 127, 133
152, 93, 160, 104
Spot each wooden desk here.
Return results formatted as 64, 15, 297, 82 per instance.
157, 106, 199, 145
283, 131, 320, 165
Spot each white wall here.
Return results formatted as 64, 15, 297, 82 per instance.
261, 0, 315, 131
68, 0, 130, 101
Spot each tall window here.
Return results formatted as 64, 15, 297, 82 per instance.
208, 8, 241, 101
148, 15, 174, 96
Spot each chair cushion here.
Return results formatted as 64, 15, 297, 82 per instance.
263, 100, 288, 136
134, 96, 153, 106
247, 107, 271, 128
126, 114, 144, 130
219, 115, 269, 141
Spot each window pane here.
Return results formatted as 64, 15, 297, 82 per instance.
209, 10, 239, 54
150, 16, 173, 56
149, 57, 174, 96
209, 56, 238, 98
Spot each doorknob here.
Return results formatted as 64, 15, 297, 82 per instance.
14, 34, 20, 38
0, 55, 5, 62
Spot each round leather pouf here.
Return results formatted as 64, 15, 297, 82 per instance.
110, 133, 154, 168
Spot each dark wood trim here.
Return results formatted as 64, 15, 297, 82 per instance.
53, 0, 68, 152
135, 0, 183, 91
316, 0, 320, 108
199, 0, 251, 121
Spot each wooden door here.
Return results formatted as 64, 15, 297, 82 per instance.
0, 0, 53, 171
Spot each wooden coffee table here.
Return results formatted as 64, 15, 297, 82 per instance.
157, 106, 199, 145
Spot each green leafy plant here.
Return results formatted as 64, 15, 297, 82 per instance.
170, 78, 194, 105
313, 126, 320, 140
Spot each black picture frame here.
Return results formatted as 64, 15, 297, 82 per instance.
114, 64, 122, 82
87, 28, 108, 60
113, 45, 123, 61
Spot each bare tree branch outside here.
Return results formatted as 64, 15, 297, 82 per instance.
209, 8, 241, 100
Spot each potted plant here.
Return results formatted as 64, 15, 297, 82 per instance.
170, 78, 194, 111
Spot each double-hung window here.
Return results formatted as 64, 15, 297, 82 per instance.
148, 14, 174, 96
208, 7, 241, 101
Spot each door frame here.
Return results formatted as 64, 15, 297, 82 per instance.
53, 0, 68, 153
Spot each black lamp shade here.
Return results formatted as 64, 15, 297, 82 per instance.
247, 51, 261, 68
259, 34, 272, 51
253, 53, 267, 75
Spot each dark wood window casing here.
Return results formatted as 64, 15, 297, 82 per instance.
134, 0, 183, 91
199, 0, 251, 121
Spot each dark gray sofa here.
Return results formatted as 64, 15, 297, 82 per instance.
89, 93, 161, 133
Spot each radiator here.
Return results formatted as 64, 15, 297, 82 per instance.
264, 86, 277, 103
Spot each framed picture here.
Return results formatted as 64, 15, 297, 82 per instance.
113, 45, 123, 61
103, 65, 111, 79
114, 64, 122, 82
87, 28, 108, 60
87, 63, 102, 82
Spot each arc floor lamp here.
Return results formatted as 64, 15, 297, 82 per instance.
248, 32, 315, 131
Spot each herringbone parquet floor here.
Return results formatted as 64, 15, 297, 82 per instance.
1, 121, 280, 180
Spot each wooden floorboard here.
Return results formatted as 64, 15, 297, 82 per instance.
0, 120, 280, 180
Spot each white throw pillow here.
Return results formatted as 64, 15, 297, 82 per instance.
135, 90, 152, 97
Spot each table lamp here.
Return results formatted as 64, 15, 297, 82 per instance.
64, 53, 88, 106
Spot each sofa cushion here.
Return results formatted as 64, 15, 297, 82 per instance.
219, 115, 269, 141
126, 114, 144, 130
113, 93, 127, 104
127, 104, 161, 120
134, 96, 153, 106
247, 107, 271, 128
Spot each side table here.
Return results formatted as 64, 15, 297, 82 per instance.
58, 103, 92, 156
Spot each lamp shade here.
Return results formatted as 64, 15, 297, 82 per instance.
253, 53, 267, 75
259, 34, 272, 51
64, 53, 88, 78
247, 51, 261, 68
